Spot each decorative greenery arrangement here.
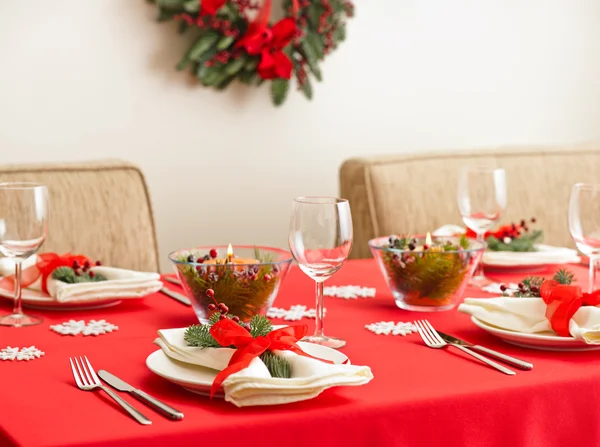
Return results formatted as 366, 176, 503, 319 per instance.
381, 235, 472, 307
468, 218, 542, 252
149, 0, 354, 105
52, 266, 107, 284
500, 269, 575, 297
185, 303, 292, 378
175, 247, 282, 321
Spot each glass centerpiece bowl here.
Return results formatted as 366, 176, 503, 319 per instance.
169, 245, 293, 322
368, 234, 486, 312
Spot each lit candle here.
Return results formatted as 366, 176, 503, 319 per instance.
425, 232, 444, 252
203, 244, 260, 268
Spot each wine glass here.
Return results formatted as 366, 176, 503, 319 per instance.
569, 183, 600, 293
0, 183, 48, 327
288, 197, 353, 349
457, 166, 507, 287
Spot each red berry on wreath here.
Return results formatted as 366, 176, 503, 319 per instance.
232, 316, 240, 323
209, 249, 218, 259
206, 289, 215, 298
74, 269, 81, 277
218, 303, 229, 314
500, 285, 507, 292
531, 217, 536, 223
263, 274, 272, 282
207, 303, 216, 311
83, 260, 90, 270
89, 271, 95, 278
219, 314, 227, 320
518, 282, 524, 289
72, 260, 80, 269
95, 260, 102, 266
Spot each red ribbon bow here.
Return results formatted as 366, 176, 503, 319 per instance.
0, 253, 92, 294
208, 318, 333, 397
199, 0, 226, 16
540, 280, 600, 336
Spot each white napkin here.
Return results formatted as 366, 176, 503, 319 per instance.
458, 297, 600, 344
155, 328, 374, 407
432, 225, 580, 266
0, 257, 162, 303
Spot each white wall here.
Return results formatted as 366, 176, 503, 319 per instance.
1, 0, 600, 271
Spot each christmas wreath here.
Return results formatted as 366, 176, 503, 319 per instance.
150, 0, 354, 105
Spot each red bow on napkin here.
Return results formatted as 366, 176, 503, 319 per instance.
540, 280, 600, 336
208, 318, 333, 397
0, 253, 92, 294
234, 0, 298, 80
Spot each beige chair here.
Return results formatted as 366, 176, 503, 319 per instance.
340, 145, 600, 259
0, 160, 160, 271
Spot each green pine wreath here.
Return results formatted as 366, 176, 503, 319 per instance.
149, 0, 354, 105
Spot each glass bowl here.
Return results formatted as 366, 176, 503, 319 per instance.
368, 235, 485, 312
169, 245, 293, 322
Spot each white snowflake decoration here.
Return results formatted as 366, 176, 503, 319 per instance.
50, 319, 118, 336
482, 283, 518, 296
0, 346, 45, 361
324, 285, 376, 299
266, 305, 326, 321
365, 321, 417, 336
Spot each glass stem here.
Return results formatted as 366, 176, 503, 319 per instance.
589, 255, 598, 294
474, 232, 485, 277
13, 260, 23, 316
314, 280, 325, 337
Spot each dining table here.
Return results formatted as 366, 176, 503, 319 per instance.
1, 258, 599, 447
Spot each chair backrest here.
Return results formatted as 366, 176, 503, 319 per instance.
0, 160, 159, 271
340, 144, 600, 259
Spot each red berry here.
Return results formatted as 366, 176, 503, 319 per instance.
531, 217, 536, 223
500, 285, 507, 291
196, 266, 204, 274
518, 282, 524, 289
232, 316, 240, 323
423, 245, 429, 250
74, 269, 81, 276
95, 260, 102, 266
263, 274, 272, 281
207, 303, 216, 311
206, 289, 215, 298
250, 274, 258, 281
209, 249, 218, 259
84, 261, 90, 269
72, 261, 80, 269
219, 314, 227, 320
218, 303, 229, 313
89, 271, 95, 278
530, 286, 539, 293
520, 219, 526, 227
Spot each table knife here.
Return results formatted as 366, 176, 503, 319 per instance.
160, 287, 191, 306
163, 276, 182, 286
98, 370, 184, 420
436, 331, 533, 370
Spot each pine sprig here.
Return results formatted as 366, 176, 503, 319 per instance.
554, 268, 575, 285
184, 323, 222, 348
503, 268, 576, 297
487, 230, 543, 252
260, 351, 291, 378
52, 266, 107, 284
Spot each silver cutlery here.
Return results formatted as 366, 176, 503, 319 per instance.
163, 276, 182, 286
160, 287, 191, 306
414, 320, 516, 376
436, 331, 533, 370
98, 370, 184, 420
69, 356, 152, 425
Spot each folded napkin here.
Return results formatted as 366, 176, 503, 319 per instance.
155, 328, 374, 407
458, 297, 600, 344
433, 225, 580, 265
0, 257, 162, 303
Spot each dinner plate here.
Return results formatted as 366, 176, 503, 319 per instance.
0, 287, 123, 310
482, 244, 580, 271
146, 342, 350, 397
471, 316, 600, 351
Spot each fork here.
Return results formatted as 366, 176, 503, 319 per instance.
69, 356, 152, 425
414, 320, 516, 376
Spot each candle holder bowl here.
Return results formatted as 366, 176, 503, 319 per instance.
169, 245, 293, 322
368, 235, 485, 312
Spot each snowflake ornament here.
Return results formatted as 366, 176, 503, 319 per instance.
365, 321, 417, 336
0, 346, 45, 361
266, 305, 326, 321
50, 319, 118, 336
324, 285, 376, 299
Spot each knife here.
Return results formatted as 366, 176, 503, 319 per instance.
98, 370, 184, 420
436, 331, 533, 370
160, 287, 191, 306
163, 276, 182, 286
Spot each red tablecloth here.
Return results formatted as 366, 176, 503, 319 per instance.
1, 260, 599, 447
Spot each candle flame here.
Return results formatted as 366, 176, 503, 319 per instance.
425, 232, 432, 246
227, 243, 233, 259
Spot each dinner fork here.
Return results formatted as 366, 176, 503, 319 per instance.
69, 356, 152, 425
414, 320, 516, 376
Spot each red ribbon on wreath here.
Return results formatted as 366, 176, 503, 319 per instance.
0, 253, 92, 294
208, 318, 333, 397
540, 280, 600, 336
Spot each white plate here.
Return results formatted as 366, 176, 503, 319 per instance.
471, 316, 600, 351
146, 342, 350, 397
483, 244, 580, 268
0, 287, 123, 310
